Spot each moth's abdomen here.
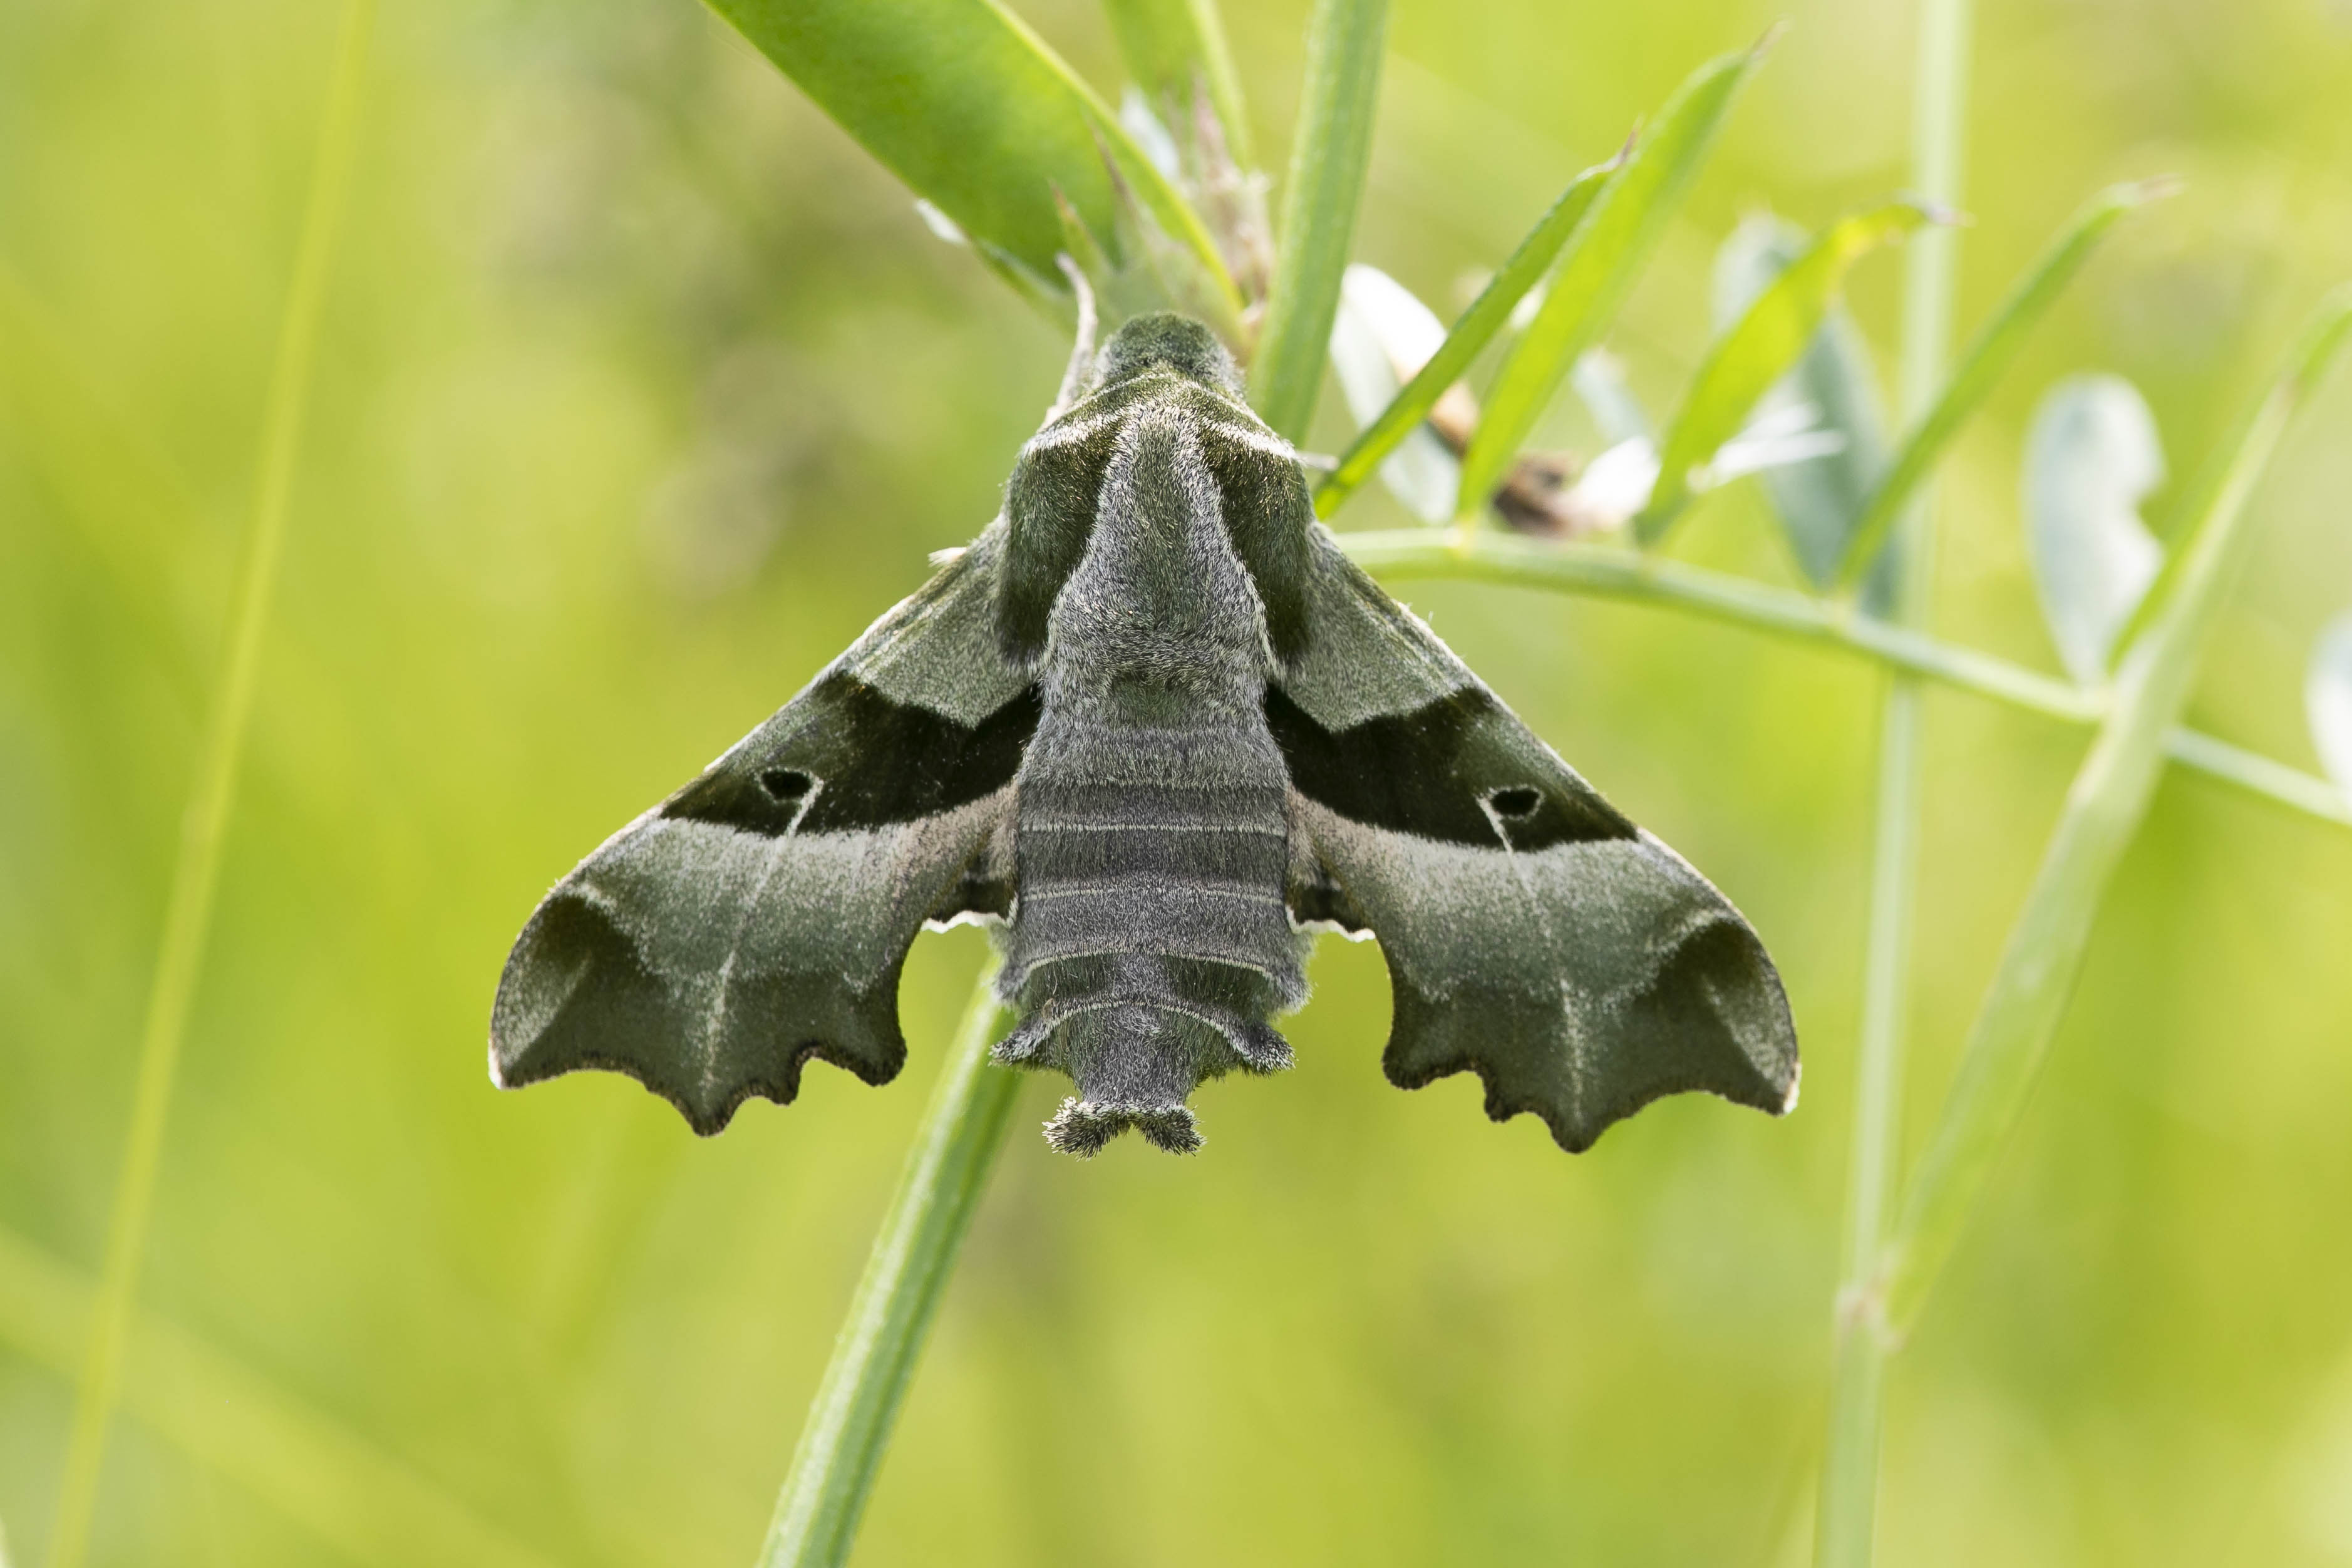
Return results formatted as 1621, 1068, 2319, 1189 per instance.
998, 728, 1303, 1155
994, 382, 1310, 1153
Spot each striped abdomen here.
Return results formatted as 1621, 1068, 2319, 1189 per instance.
994, 405, 1305, 1153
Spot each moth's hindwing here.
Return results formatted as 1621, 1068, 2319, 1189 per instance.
1274, 532, 1800, 1153
490, 530, 1031, 1134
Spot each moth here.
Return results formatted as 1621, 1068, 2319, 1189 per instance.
490, 312, 1798, 1157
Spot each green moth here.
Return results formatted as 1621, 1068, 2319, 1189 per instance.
491, 314, 1798, 1155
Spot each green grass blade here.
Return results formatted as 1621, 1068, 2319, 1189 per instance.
1248, 0, 1391, 440
1314, 156, 1616, 517
1102, 0, 1255, 168
1453, 37, 1769, 522
707, 0, 1234, 304
760, 966, 1022, 1568
1831, 178, 2176, 591
0, 1226, 564, 1568
1635, 199, 1936, 545
46, 4, 373, 1562
1871, 284, 2352, 1339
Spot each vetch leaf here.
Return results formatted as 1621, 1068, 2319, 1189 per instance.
1316, 155, 1617, 515
1328, 265, 1461, 522
1118, 88, 1184, 178
705, 0, 1234, 304
1834, 178, 2178, 591
1713, 213, 1894, 601
2023, 375, 2167, 684
2311, 613, 2352, 804
1455, 36, 1770, 522
1636, 199, 1936, 544
1570, 348, 1653, 447
1251, 0, 1391, 440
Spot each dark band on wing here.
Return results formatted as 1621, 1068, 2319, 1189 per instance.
999, 416, 1118, 662
667, 676, 1041, 836
1195, 428, 1312, 664
1265, 684, 1636, 850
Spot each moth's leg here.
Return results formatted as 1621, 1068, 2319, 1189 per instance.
1045, 252, 1098, 422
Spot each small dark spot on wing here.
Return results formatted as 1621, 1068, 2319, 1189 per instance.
1266, 684, 1634, 849
760, 768, 812, 803
1488, 787, 1541, 819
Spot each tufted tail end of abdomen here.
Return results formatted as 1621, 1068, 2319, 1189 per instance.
995, 955, 1294, 1156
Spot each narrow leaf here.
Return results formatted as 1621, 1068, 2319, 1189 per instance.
706, 0, 1234, 302
1712, 214, 1896, 602
2023, 374, 2167, 684
1834, 178, 2179, 590
1327, 265, 1461, 522
1250, 0, 1391, 440
1102, 0, 1256, 168
1316, 156, 1615, 515
1874, 284, 2352, 1338
2310, 612, 2352, 804
1455, 37, 1770, 522
1636, 199, 1935, 544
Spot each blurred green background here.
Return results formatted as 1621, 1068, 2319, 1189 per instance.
6, 0, 2352, 1563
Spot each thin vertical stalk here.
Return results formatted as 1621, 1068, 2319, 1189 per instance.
759, 965, 1022, 1568
1813, 1, 1970, 1564
45, 5, 374, 1564
1247, 0, 1391, 440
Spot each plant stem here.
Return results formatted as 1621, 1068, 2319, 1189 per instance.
1331, 529, 2348, 831
45, 5, 373, 1562
1815, 1, 1970, 1562
760, 964, 1021, 1568
1872, 288, 2352, 1337
1248, 0, 1390, 438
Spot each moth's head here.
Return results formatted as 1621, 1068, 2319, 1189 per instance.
1092, 313, 1244, 398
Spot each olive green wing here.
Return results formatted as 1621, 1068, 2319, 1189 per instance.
1274, 531, 1798, 1152
490, 527, 1033, 1133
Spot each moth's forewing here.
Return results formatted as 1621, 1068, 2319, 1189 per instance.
1271, 535, 1798, 1152
489, 536, 1030, 1133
